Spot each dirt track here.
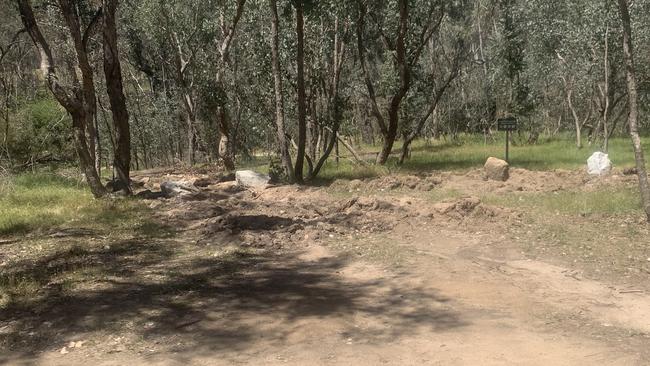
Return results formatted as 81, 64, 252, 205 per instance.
2, 169, 650, 365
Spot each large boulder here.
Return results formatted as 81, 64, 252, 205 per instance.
235, 170, 271, 189
160, 181, 200, 198
484, 157, 509, 181
587, 152, 612, 176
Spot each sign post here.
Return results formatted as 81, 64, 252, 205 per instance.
497, 117, 518, 163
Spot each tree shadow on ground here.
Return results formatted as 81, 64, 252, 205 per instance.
1, 226, 466, 365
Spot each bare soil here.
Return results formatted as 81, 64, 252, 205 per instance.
1, 168, 649, 365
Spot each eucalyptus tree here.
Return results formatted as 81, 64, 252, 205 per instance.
616, 0, 650, 221
17, 0, 134, 196
17, 0, 107, 197
0, 0, 27, 165
357, 0, 449, 165
207, 0, 246, 171
398, 0, 473, 163
103, 0, 131, 193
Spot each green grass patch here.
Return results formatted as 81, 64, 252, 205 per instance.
483, 187, 642, 216
242, 136, 649, 182
0, 173, 157, 236
386, 136, 648, 172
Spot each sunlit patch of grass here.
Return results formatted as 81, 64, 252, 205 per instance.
0, 173, 156, 236
483, 187, 642, 216
344, 135, 647, 172
242, 136, 649, 181
315, 162, 388, 183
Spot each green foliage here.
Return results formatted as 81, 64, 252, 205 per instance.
268, 158, 287, 183
7, 95, 74, 163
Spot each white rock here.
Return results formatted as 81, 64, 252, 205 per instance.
235, 170, 270, 189
587, 152, 612, 176
160, 181, 199, 198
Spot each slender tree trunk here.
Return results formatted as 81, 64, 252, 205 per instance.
617, 0, 650, 221
94, 109, 101, 176
17, 0, 106, 197
217, 97, 235, 170
294, 1, 307, 183
103, 0, 131, 193
602, 26, 610, 153
269, 0, 294, 181
308, 96, 319, 162
376, 0, 409, 165
210, 0, 245, 171
187, 115, 195, 165
2, 79, 11, 163
72, 112, 107, 198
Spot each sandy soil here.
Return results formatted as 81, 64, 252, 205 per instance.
1, 168, 649, 365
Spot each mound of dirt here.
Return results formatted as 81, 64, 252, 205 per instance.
431, 197, 514, 222
338, 197, 399, 213
440, 168, 591, 195
335, 175, 442, 192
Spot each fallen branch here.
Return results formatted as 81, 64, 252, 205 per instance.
324, 127, 368, 166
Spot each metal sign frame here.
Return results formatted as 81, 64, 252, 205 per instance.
497, 117, 518, 162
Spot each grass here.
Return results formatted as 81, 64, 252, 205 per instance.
483, 187, 642, 216
0, 173, 156, 236
388, 135, 649, 173
242, 135, 649, 183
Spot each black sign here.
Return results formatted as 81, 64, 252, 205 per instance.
497, 117, 518, 132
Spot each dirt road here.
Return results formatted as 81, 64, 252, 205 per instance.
2, 170, 649, 365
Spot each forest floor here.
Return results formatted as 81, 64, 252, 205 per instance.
1, 164, 650, 365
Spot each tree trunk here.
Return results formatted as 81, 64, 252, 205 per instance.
102, 0, 131, 193
376, 0, 409, 165
376, 113, 398, 165
94, 108, 101, 176
269, 0, 294, 181
72, 112, 107, 198
213, 0, 245, 171
217, 102, 235, 171
617, 0, 650, 221
187, 115, 195, 165
294, 1, 307, 183
18, 0, 106, 197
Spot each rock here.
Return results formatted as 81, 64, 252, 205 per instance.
235, 170, 270, 189
484, 157, 510, 181
587, 152, 612, 176
160, 181, 200, 198
623, 167, 638, 176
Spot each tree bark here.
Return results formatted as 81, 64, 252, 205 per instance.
309, 17, 347, 180
357, 0, 440, 165
294, 1, 307, 182
17, 0, 106, 197
102, 0, 131, 194
269, 0, 294, 181
214, 0, 245, 171
617, 0, 650, 221
376, 0, 409, 165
